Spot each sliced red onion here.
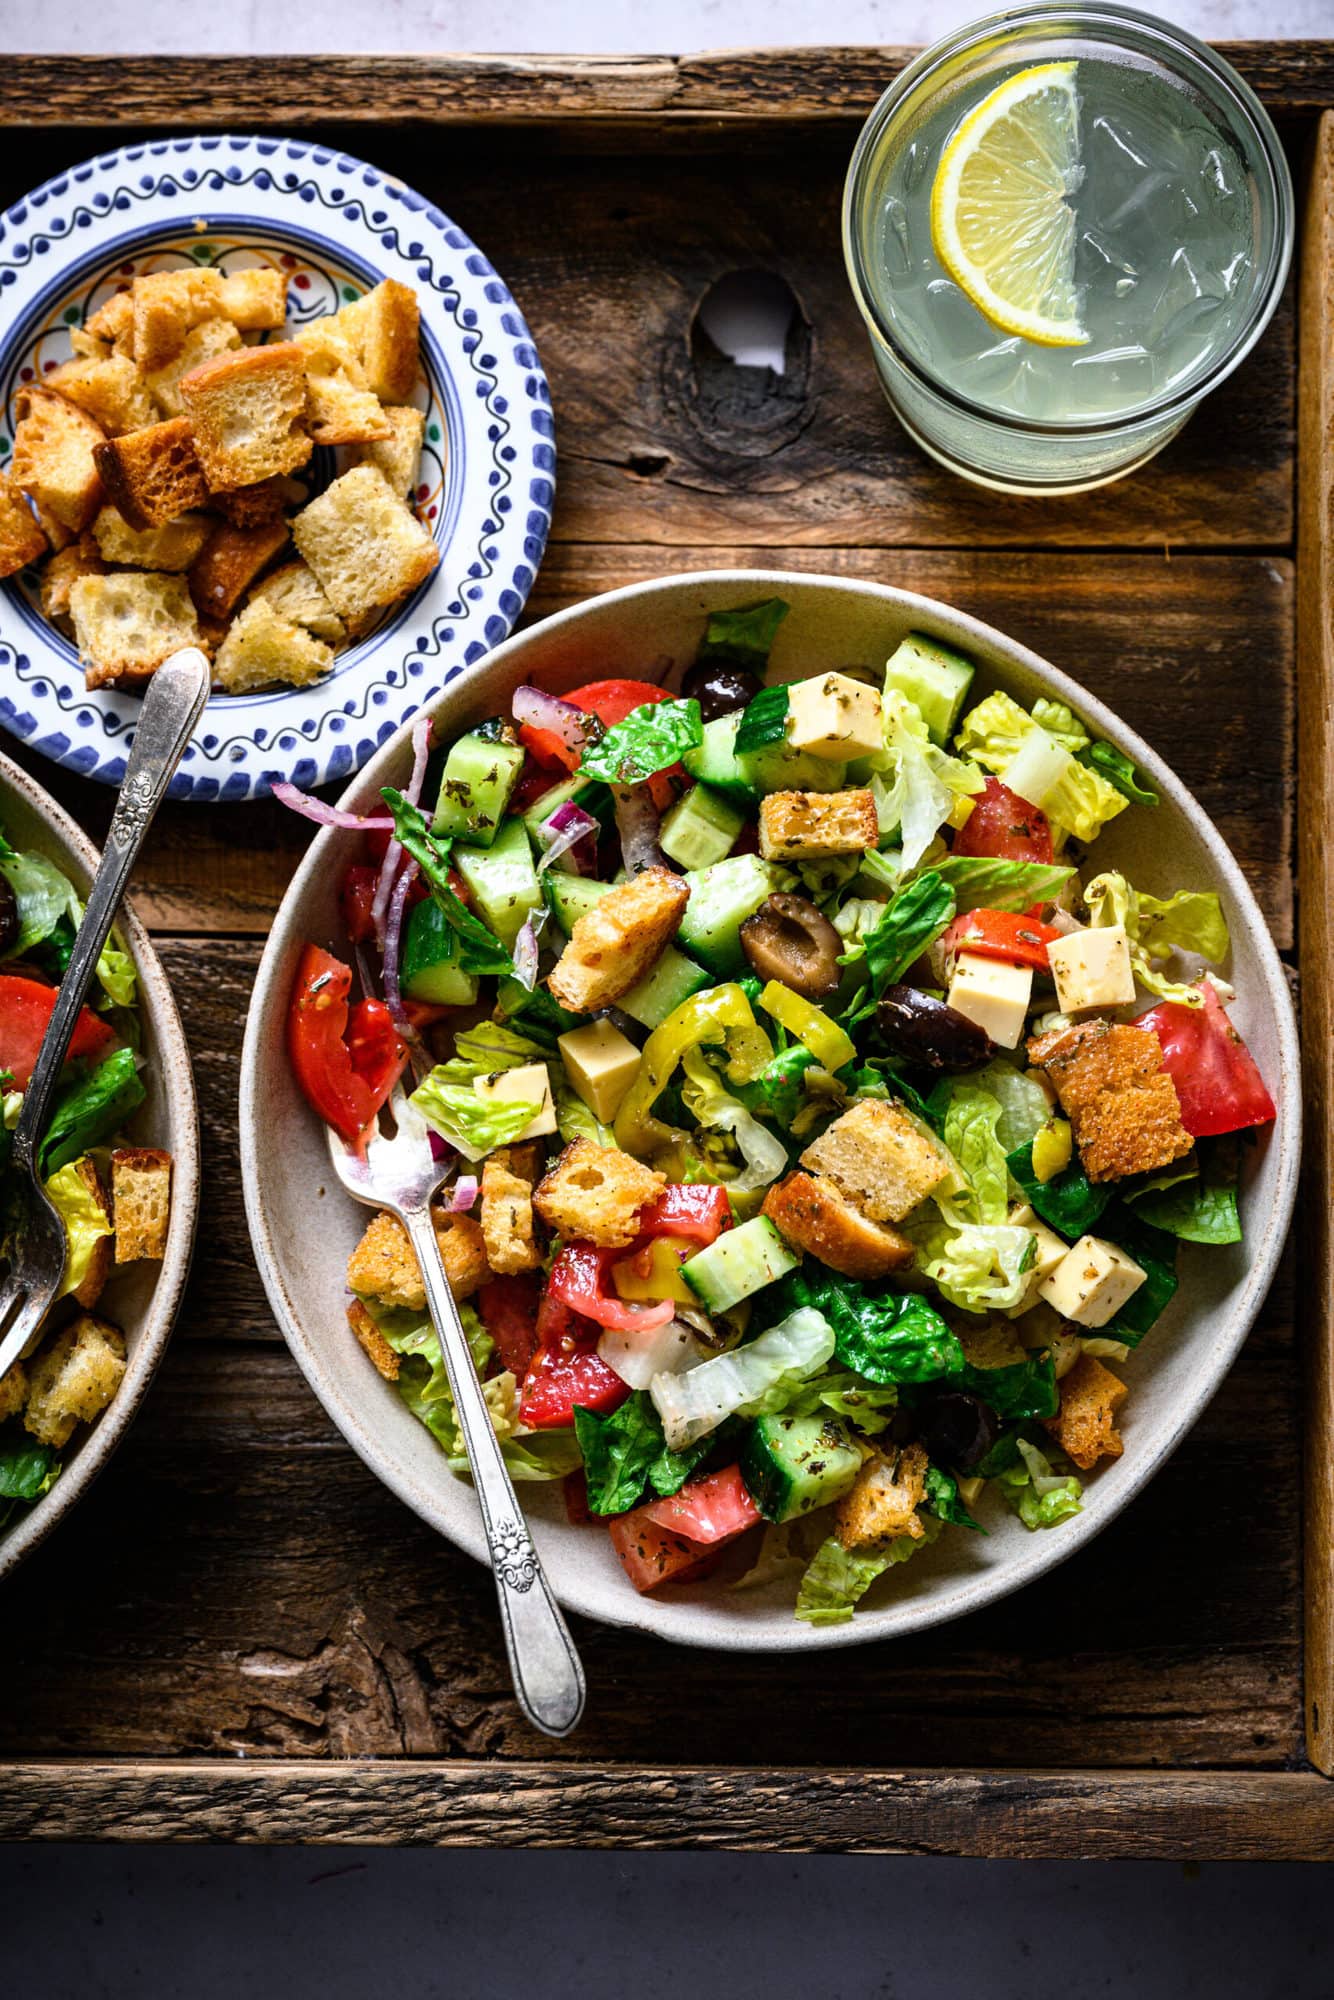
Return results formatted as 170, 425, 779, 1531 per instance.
381, 857, 419, 1030
512, 915, 541, 991
449, 1174, 479, 1212
537, 801, 600, 876
428, 1130, 451, 1163
613, 783, 666, 875
405, 712, 433, 810
512, 684, 592, 755
271, 782, 395, 832
370, 715, 433, 950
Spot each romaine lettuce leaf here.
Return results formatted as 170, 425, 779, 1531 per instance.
782, 1368, 900, 1434
578, 698, 703, 785
697, 598, 789, 669
95, 939, 137, 1010
869, 691, 981, 868
1097, 1204, 1179, 1345
927, 855, 1075, 912
922, 1463, 985, 1531
794, 1515, 943, 1625
408, 1072, 542, 1161
649, 1306, 836, 1450
1083, 869, 1227, 1006
681, 1047, 787, 1193
993, 1436, 1082, 1529
429, 1021, 549, 1083
1007, 1139, 1111, 1241
0, 849, 81, 958
45, 1157, 112, 1302
841, 868, 955, 1000
38, 1048, 145, 1177
905, 1215, 1035, 1314
734, 1044, 819, 1129
955, 690, 1128, 843
1127, 1149, 1241, 1244
552, 1067, 615, 1148
1030, 698, 1089, 755
955, 1350, 1058, 1420
381, 789, 513, 975
0, 1426, 58, 1525
573, 1391, 715, 1514
1080, 740, 1158, 806
760, 1266, 963, 1385
939, 1081, 1009, 1226
971, 1060, 1052, 1153
734, 684, 791, 756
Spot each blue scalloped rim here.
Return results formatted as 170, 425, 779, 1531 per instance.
0, 135, 555, 802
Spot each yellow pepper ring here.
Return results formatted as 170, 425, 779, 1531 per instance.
758, 978, 857, 1073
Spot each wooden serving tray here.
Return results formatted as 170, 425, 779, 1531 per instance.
1, 50, 1333, 1858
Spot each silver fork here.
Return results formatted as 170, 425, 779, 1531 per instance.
0, 649, 211, 1384
327, 1083, 586, 1738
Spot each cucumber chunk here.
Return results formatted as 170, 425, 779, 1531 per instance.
683, 1215, 798, 1314
495, 978, 584, 1036
400, 899, 481, 1006
658, 783, 746, 872
431, 732, 525, 845
542, 872, 614, 936
617, 945, 711, 1030
682, 713, 841, 803
884, 632, 975, 747
740, 1412, 862, 1523
452, 817, 541, 949
677, 853, 779, 976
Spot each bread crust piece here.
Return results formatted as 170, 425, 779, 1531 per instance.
347, 1298, 400, 1382
480, 1148, 543, 1275
23, 1314, 127, 1450
0, 1361, 27, 1425
212, 599, 333, 694
110, 1146, 172, 1262
48, 352, 157, 438
84, 288, 135, 353
40, 535, 104, 619
800, 1098, 955, 1224
143, 317, 241, 418
547, 866, 689, 1013
91, 505, 212, 573
0, 473, 48, 579
1027, 1019, 1192, 1183
131, 267, 227, 371
247, 559, 345, 644
69, 1155, 115, 1310
1042, 1351, 1127, 1470
179, 342, 312, 491
347, 404, 426, 497
836, 1443, 928, 1550
93, 417, 211, 530
346, 1208, 492, 1310
10, 387, 106, 535
758, 789, 879, 862
337, 280, 421, 403
295, 320, 393, 446
533, 1137, 666, 1250
761, 1170, 916, 1280
68, 571, 201, 690
188, 515, 289, 621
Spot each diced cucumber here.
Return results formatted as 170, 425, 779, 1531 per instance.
683, 1215, 798, 1314
658, 783, 746, 872
542, 872, 613, 936
400, 899, 481, 1006
884, 632, 975, 747
682, 713, 753, 799
740, 1412, 862, 1523
677, 853, 779, 976
617, 945, 711, 1030
682, 713, 840, 803
430, 732, 525, 845
452, 817, 541, 949
521, 773, 612, 853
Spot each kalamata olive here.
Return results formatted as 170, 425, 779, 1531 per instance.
874, 984, 994, 1072
740, 893, 843, 1001
681, 659, 762, 725
0, 872, 16, 958
914, 1390, 1000, 1473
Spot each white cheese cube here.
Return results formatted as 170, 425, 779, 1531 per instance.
1003, 726, 1075, 810
557, 1019, 641, 1124
946, 950, 1033, 1050
1047, 924, 1136, 1013
472, 1062, 558, 1139
785, 672, 884, 761
1003, 1205, 1071, 1318
1038, 1233, 1147, 1329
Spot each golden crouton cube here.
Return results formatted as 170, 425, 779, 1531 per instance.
291, 465, 439, 628
480, 1150, 543, 1275
10, 386, 106, 536
758, 788, 878, 862
40, 536, 105, 620
959, 1317, 1028, 1372
346, 1208, 492, 1312
1028, 1020, 1192, 1184
179, 342, 312, 492
295, 319, 393, 447
48, 353, 157, 438
214, 475, 292, 531
93, 416, 211, 530
0, 473, 48, 581
69, 572, 201, 690
547, 866, 689, 1014
130, 267, 227, 371
347, 405, 426, 498
248, 560, 345, 644
761, 1170, 915, 1281
67, 1154, 115, 1310
189, 516, 290, 622
217, 267, 288, 331
337, 280, 421, 404
0, 1362, 28, 1425
800, 1099, 955, 1224
347, 1298, 400, 1382
1042, 1352, 1128, 1471
84, 288, 136, 352
143, 316, 242, 418
24, 1315, 127, 1449
836, 1443, 928, 1551
534, 1137, 665, 1250
212, 599, 334, 695
111, 1146, 172, 1262
91, 505, 212, 573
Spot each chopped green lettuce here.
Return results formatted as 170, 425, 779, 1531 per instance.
552, 1067, 615, 1148
1084, 870, 1228, 1006
680, 1047, 787, 1193
734, 684, 791, 756
867, 690, 982, 869
697, 597, 789, 669
94, 939, 137, 1010
1007, 1139, 1111, 1241
939, 1081, 1009, 1226
994, 1436, 1083, 1530
1080, 740, 1158, 806
573, 1392, 715, 1514
795, 1515, 944, 1626
955, 1350, 1058, 1420
840, 868, 955, 1002
0, 1428, 59, 1526
1097, 1205, 1179, 1345
956, 689, 1128, 843
1030, 698, 1089, 755
1127, 1147, 1241, 1244
0, 849, 81, 958
649, 1307, 836, 1450
45, 1157, 113, 1302
381, 789, 513, 975
970, 1060, 1052, 1154
38, 1048, 145, 1177
927, 855, 1075, 912
782, 1368, 900, 1434
409, 1072, 541, 1162
922, 1463, 985, 1531
760, 1267, 963, 1385
578, 698, 703, 785
735, 1044, 820, 1130
905, 1215, 1035, 1314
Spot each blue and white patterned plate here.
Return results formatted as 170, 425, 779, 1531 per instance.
0, 134, 555, 802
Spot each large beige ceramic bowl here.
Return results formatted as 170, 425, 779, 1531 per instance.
0, 751, 200, 1580
240, 572, 1299, 1651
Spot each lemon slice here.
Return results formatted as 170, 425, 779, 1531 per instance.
930, 61, 1089, 347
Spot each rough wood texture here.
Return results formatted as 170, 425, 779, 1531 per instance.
1298, 112, 1334, 1778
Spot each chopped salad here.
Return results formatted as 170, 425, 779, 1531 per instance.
283, 598, 1276, 1624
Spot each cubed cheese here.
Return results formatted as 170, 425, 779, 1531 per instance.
1003, 727, 1075, 810
557, 1019, 641, 1124
1047, 924, 1136, 1013
785, 672, 884, 761
1038, 1233, 1147, 1329
473, 1062, 558, 1140
946, 951, 1033, 1050
1003, 1204, 1071, 1318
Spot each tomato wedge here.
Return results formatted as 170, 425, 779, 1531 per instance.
608, 1467, 760, 1594
476, 1273, 541, 1378
287, 944, 407, 1143
565, 679, 670, 729
643, 1466, 762, 1543
952, 778, 1054, 863
1138, 984, 1276, 1139
636, 1183, 733, 1247
518, 1340, 628, 1429
548, 1242, 677, 1334
0, 974, 116, 1091
942, 908, 1062, 971
607, 1513, 720, 1593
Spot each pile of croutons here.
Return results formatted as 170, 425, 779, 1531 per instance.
0, 265, 439, 693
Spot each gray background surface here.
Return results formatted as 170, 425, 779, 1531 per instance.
8, 0, 1334, 1984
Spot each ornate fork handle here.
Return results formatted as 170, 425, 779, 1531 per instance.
401, 1202, 585, 1738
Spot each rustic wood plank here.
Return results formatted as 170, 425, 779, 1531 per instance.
0, 46, 1330, 129
0, 1763, 1329, 1856
3, 553, 1294, 943
1297, 112, 1334, 1779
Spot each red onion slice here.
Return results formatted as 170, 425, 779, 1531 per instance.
271, 782, 396, 832
613, 783, 666, 875
381, 857, 419, 1030
512, 915, 541, 991
371, 714, 434, 949
537, 801, 600, 876
512, 684, 593, 755
448, 1175, 479, 1213
428, 1130, 451, 1163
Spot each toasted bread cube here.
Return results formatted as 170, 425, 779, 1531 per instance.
31, 500, 74, 554
11, 387, 106, 535
346, 1207, 491, 1310
785, 672, 885, 761
534, 1137, 665, 1250
188, 516, 289, 622
800, 1098, 955, 1224
40, 534, 104, 619
85, 289, 136, 352
62, 1154, 115, 1310
213, 476, 292, 530
48, 352, 156, 438
480, 1150, 543, 1276
758, 788, 878, 862
69, 327, 110, 359
347, 404, 426, 498
93, 417, 210, 530
92, 505, 212, 573
130, 267, 226, 371
1038, 1233, 1146, 1330
291, 465, 438, 627
0, 1362, 27, 1424
1042, 1351, 1128, 1470
836, 1443, 928, 1551
761, 1170, 915, 1280
1047, 924, 1137, 1014
69, 571, 201, 690
247, 559, 345, 644
218, 267, 288, 331
23, 1314, 127, 1449
1028, 1019, 1192, 1183
212, 598, 334, 695
179, 342, 312, 491
144, 316, 241, 418
295, 320, 392, 446
347, 1298, 400, 1381
110, 1146, 172, 1262
547, 866, 689, 1014
0, 473, 47, 579
337, 279, 420, 404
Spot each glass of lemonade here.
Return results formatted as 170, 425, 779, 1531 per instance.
843, 4, 1294, 492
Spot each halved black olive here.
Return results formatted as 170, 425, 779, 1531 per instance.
914, 1390, 1000, 1473
874, 984, 994, 1072
681, 660, 762, 725
0, 872, 16, 959
740, 893, 843, 1001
